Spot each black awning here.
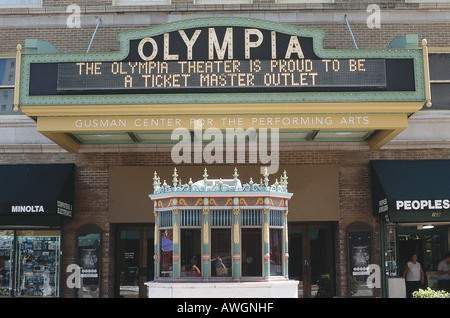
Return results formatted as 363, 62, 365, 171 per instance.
0, 163, 74, 218
370, 160, 450, 222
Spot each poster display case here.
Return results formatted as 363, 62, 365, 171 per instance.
347, 223, 373, 297
77, 225, 101, 298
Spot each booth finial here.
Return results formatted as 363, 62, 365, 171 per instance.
233, 167, 239, 183
263, 167, 269, 187
172, 168, 178, 187
203, 168, 208, 185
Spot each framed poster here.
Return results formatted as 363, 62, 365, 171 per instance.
77, 224, 101, 298
347, 223, 373, 297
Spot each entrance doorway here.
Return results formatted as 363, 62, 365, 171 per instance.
396, 224, 449, 288
288, 223, 335, 298
115, 225, 154, 298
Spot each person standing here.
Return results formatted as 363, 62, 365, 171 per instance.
403, 253, 424, 298
437, 253, 450, 292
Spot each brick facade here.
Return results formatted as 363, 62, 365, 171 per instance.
1, 147, 448, 297
1, 1, 450, 54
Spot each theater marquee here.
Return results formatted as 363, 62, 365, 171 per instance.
16, 17, 430, 152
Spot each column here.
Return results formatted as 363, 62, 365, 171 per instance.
232, 208, 241, 281
263, 208, 270, 279
284, 209, 289, 279
153, 211, 159, 279
172, 209, 180, 279
202, 208, 210, 279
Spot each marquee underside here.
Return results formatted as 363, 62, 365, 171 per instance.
20, 101, 421, 153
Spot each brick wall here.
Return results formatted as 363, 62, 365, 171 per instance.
1, 147, 448, 297
33, 0, 450, 6
1, 23, 449, 54
1, 0, 450, 54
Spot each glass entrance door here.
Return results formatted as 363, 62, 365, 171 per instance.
115, 225, 154, 298
288, 223, 334, 298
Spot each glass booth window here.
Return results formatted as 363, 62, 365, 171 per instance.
270, 228, 283, 276
211, 229, 231, 277
270, 210, 284, 276
180, 229, 201, 277
242, 228, 262, 277
160, 229, 173, 277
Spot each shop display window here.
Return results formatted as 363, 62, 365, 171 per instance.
0, 230, 14, 296
16, 230, 61, 297
386, 226, 398, 276
397, 226, 448, 274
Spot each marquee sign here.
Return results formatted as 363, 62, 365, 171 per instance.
55, 57, 387, 94
20, 18, 424, 105
51, 27, 390, 94
16, 18, 429, 153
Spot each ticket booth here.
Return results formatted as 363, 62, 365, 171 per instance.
146, 168, 298, 298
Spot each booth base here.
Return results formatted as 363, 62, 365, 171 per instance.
145, 280, 299, 298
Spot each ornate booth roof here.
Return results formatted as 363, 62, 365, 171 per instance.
150, 167, 292, 205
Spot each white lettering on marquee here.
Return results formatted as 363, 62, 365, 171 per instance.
72, 115, 372, 130
137, 27, 305, 61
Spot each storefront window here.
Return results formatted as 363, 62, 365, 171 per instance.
386, 226, 398, 276
397, 226, 447, 274
0, 230, 14, 296
242, 228, 262, 277
270, 228, 283, 276
15, 230, 61, 297
180, 229, 201, 277
211, 229, 231, 277
160, 229, 173, 277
